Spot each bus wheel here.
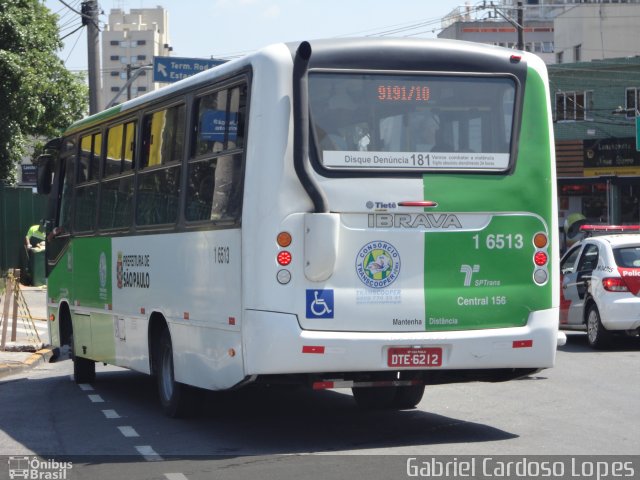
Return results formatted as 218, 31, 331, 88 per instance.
155, 328, 200, 417
70, 334, 95, 384
352, 387, 397, 409
390, 384, 425, 409
586, 305, 611, 349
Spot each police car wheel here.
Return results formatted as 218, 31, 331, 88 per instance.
586, 305, 611, 349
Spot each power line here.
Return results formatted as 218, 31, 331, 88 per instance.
335, 17, 445, 38
64, 27, 84, 64
365, 18, 445, 37
60, 23, 84, 41
59, 19, 83, 33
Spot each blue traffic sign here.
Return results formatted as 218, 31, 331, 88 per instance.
153, 56, 226, 83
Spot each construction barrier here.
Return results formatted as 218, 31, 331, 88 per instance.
0, 269, 42, 351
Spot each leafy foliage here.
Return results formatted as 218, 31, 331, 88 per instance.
0, 0, 87, 183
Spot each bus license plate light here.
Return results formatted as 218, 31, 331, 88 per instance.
387, 347, 442, 367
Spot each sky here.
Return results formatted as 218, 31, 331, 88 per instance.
44, 0, 472, 72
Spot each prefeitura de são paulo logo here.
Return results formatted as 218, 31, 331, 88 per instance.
355, 241, 401, 288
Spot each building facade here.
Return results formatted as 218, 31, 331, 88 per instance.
549, 57, 640, 241
100, 7, 172, 110
554, 2, 640, 64
439, 1, 640, 247
438, 1, 556, 63
439, 0, 640, 66
438, 19, 555, 62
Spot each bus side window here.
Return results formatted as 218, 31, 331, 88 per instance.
231, 85, 247, 150
59, 155, 75, 234
186, 154, 242, 222
187, 83, 246, 223
194, 90, 228, 155
137, 104, 184, 226
101, 121, 136, 230
75, 132, 101, 233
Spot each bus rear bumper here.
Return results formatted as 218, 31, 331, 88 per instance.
243, 309, 559, 376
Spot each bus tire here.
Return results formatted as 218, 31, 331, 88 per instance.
155, 328, 201, 418
352, 387, 397, 409
586, 304, 611, 349
390, 384, 425, 409
70, 334, 95, 384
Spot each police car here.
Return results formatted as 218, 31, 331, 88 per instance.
560, 225, 640, 348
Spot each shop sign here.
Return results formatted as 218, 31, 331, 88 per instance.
583, 137, 640, 176
20, 164, 37, 185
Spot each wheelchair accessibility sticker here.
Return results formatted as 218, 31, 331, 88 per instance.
306, 289, 334, 318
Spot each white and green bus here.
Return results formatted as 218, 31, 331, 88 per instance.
38, 38, 559, 416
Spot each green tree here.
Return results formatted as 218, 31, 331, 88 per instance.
0, 0, 87, 183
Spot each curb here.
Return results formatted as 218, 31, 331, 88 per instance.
0, 347, 55, 380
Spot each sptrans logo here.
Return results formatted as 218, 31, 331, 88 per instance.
355, 241, 401, 288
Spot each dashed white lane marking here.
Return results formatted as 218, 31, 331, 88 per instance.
117, 426, 140, 438
165, 474, 188, 480
73, 374, 165, 464
135, 445, 163, 462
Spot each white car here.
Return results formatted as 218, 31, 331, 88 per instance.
560, 226, 640, 348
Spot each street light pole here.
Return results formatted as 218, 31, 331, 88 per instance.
105, 65, 152, 109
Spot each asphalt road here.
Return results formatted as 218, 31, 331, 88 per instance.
0, 331, 638, 480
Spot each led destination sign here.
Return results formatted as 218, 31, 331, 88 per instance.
377, 84, 431, 102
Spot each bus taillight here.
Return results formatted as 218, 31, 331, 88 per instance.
276, 231, 293, 284
533, 232, 548, 248
277, 251, 292, 266
532, 232, 549, 285
277, 231, 292, 247
534, 251, 548, 266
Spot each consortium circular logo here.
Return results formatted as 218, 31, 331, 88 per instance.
355, 241, 401, 288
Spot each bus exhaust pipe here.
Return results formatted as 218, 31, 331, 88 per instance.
293, 41, 328, 214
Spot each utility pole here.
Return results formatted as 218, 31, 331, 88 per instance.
487, 1, 525, 51
516, 1, 524, 51
82, 1, 101, 114
126, 64, 132, 101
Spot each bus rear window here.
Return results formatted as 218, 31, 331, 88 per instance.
309, 73, 516, 172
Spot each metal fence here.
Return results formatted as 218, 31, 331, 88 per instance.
0, 184, 47, 275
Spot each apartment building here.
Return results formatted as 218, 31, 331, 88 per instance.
550, 57, 640, 229
100, 7, 172, 110
554, 2, 640, 63
438, 0, 556, 63
438, 0, 640, 65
